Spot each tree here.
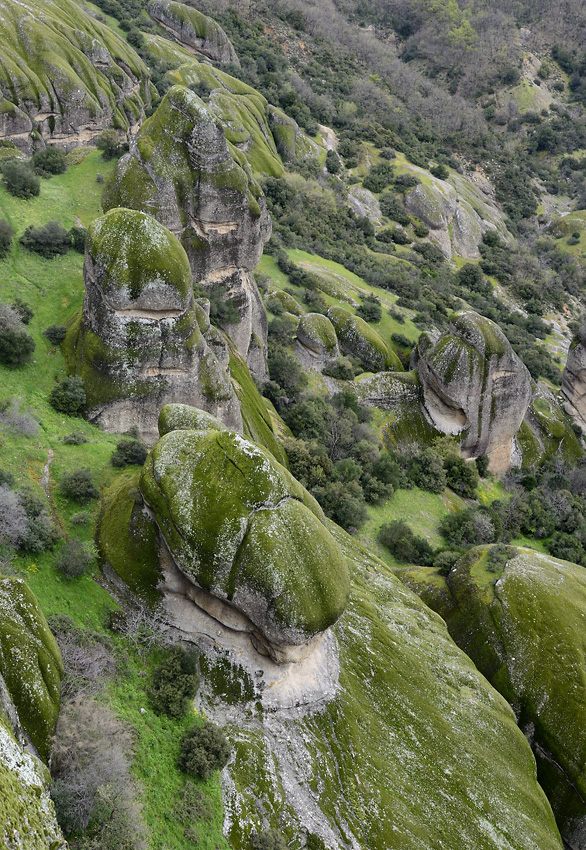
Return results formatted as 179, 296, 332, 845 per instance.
3, 160, 40, 198
148, 646, 199, 717
443, 453, 479, 498
32, 146, 67, 175
325, 149, 341, 174
0, 219, 13, 257
59, 468, 99, 504
20, 221, 70, 258
0, 304, 35, 366
49, 376, 86, 415
111, 437, 148, 468
96, 129, 123, 160
378, 520, 434, 565
177, 720, 231, 780
55, 539, 96, 578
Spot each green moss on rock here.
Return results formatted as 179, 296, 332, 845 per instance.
158, 404, 226, 437
327, 306, 401, 372
0, 577, 62, 760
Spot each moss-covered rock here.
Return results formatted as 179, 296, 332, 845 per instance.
296, 312, 339, 358
327, 306, 401, 372
436, 545, 586, 845
417, 310, 532, 472
0, 577, 62, 760
66, 207, 242, 442
0, 0, 151, 152
139, 428, 348, 659
146, 0, 238, 64
158, 403, 226, 437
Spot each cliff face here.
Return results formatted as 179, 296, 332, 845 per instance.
561, 323, 586, 431
104, 86, 271, 379
65, 207, 242, 444
0, 0, 152, 152
146, 0, 239, 64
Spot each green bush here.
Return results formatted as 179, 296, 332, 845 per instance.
378, 520, 434, 565
3, 160, 40, 199
111, 437, 148, 468
44, 325, 67, 345
54, 539, 96, 578
49, 376, 86, 415
69, 226, 87, 253
325, 149, 341, 174
431, 164, 449, 180
148, 646, 199, 718
443, 453, 479, 498
250, 830, 288, 850
380, 191, 411, 225
62, 430, 88, 445
356, 295, 382, 323
59, 468, 99, 504
20, 221, 70, 258
0, 219, 13, 257
177, 720, 231, 780
96, 129, 123, 160
362, 161, 394, 193
0, 304, 35, 366
475, 455, 490, 477
11, 298, 33, 324
32, 147, 67, 175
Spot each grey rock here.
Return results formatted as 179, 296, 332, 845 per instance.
147, 0, 239, 64
562, 323, 586, 431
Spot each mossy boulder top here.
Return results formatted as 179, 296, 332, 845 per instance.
327, 306, 401, 372
139, 428, 350, 649
104, 85, 271, 283
416, 310, 531, 472
0, 577, 62, 760
297, 312, 339, 358
562, 321, 586, 431
0, 0, 152, 153
85, 208, 192, 312
442, 545, 586, 844
146, 0, 238, 64
158, 402, 226, 437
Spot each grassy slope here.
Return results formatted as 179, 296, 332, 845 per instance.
0, 152, 228, 850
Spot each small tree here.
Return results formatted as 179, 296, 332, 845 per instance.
49, 376, 86, 415
0, 219, 13, 257
177, 720, 231, 780
325, 149, 341, 174
55, 539, 96, 578
32, 147, 68, 175
148, 645, 199, 717
59, 468, 99, 504
20, 221, 70, 258
69, 225, 87, 253
96, 129, 123, 160
44, 325, 67, 345
0, 304, 35, 366
11, 298, 33, 324
3, 159, 40, 199
111, 436, 148, 468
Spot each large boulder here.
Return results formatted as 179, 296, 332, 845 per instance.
416, 311, 531, 472
138, 419, 350, 662
561, 323, 586, 431
438, 545, 586, 846
64, 207, 242, 443
327, 306, 401, 372
104, 85, 271, 378
296, 312, 339, 366
0, 0, 152, 152
146, 0, 239, 64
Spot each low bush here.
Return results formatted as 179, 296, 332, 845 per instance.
62, 430, 88, 445
111, 437, 148, 468
49, 376, 86, 415
59, 468, 99, 504
69, 225, 87, 253
0, 305, 35, 366
20, 221, 70, 258
251, 830, 288, 850
32, 147, 68, 176
11, 298, 33, 324
177, 720, 231, 780
148, 645, 199, 717
0, 219, 13, 257
44, 324, 67, 345
0, 397, 38, 435
54, 539, 97, 578
3, 159, 40, 199
378, 519, 435, 565
356, 295, 382, 323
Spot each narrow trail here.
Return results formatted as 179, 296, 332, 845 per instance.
40, 448, 66, 537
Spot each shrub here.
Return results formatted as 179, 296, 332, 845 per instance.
44, 324, 67, 345
444, 453, 479, 498
177, 720, 231, 780
111, 437, 148, 468
49, 376, 86, 415
20, 221, 70, 258
148, 645, 199, 717
391, 332, 412, 348
393, 173, 420, 193
96, 129, 123, 160
378, 519, 434, 565
11, 298, 33, 324
433, 550, 462, 576
0, 397, 38, 435
54, 539, 96, 578
362, 161, 394, 193
32, 147, 67, 175
59, 468, 99, 504
325, 149, 341, 174
356, 295, 382, 323
0, 485, 27, 547
322, 357, 357, 380
250, 830, 288, 850
0, 304, 35, 366
3, 159, 40, 198
380, 191, 410, 225
475, 455, 490, 477
431, 164, 449, 180
69, 225, 87, 253
70, 510, 92, 526
62, 430, 88, 445
18, 487, 57, 553
0, 219, 13, 257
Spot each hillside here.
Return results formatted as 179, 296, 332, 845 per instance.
2, 0, 586, 848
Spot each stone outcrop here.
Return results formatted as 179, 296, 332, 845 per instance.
327, 306, 401, 372
416, 311, 531, 472
561, 323, 586, 431
104, 85, 271, 378
0, 0, 152, 153
296, 312, 339, 368
65, 207, 242, 444
146, 0, 239, 64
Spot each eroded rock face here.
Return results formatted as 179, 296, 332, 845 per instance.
104, 85, 271, 378
66, 207, 242, 443
0, 0, 151, 153
327, 306, 401, 372
296, 313, 339, 368
404, 180, 486, 260
147, 0, 239, 64
561, 324, 586, 431
416, 311, 531, 472
138, 413, 350, 663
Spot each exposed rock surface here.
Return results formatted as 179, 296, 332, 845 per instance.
64, 207, 242, 443
561, 323, 586, 431
0, 0, 152, 152
404, 180, 484, 259
348, 186, 382, 225
147, 0, 238, 64
416, 311, 531, 472
138, 418, 350, 663
104, 85, 271, 378
296, 312, 339, 369
435, 545, 586, 847
327, 305, 401, 372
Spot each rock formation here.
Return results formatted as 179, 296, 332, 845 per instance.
64, 207, 242, 444
561, 323, 586, 431
295, 312, 339, 368
100, 406, 350, 664
416, 311, 531, 472
435, 545, 586, 846
327, 306, 401, 372
104, 85, 271, 379
146, 0, 239, 64
0, 0, 152, 152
